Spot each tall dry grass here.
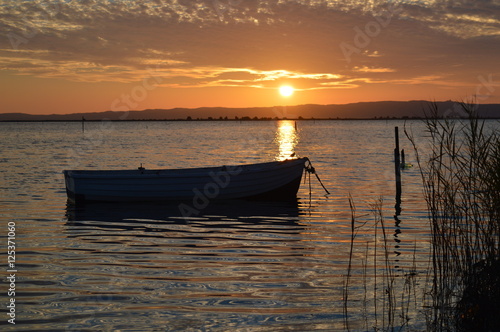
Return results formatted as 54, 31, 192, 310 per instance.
343, 197, 418, 332
344, 102, 500, 331
406, 101, 500, 331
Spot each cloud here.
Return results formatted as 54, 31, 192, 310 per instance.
0, 47, 347, 89
0, 0, 498, 95
144, 66, 346, 89
353, 66, 396, 73
395, 0, 500, 38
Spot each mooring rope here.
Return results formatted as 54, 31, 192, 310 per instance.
304, 158, 330, 195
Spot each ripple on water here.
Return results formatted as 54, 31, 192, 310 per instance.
0, 120, 434, 331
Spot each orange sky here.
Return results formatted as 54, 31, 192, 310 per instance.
1, 1, 499, 115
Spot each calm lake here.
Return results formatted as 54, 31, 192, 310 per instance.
1, 120, 434, 331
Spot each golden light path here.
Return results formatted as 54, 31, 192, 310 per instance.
275, 120, 299, 161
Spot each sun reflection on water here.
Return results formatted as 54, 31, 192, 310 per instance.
275, 120, 299, 161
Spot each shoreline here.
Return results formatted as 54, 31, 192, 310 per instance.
2, 116, 499, 123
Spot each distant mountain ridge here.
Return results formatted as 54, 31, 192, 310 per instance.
1, 101, 499, 121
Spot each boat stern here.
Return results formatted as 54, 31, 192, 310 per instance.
63, 170, 81, 203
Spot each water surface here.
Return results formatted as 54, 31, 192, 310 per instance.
1, 120, 432, 331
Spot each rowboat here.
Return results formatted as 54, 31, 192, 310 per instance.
63, 157, 308, 203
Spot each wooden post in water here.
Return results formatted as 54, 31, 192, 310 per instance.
393, 127, 403, 269
394, 126, 402, 213
394, 127, 402, 196
394, 126, 400, 167
82, 116, 85, 133
394, 127, 401, 169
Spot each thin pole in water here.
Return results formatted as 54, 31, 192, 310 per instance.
82, 116, 85, 133
394, 126, 402, 210
394, 126, 400, 167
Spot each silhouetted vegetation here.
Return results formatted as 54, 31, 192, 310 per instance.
344, 101, 500, 331
2, 101, 499, 121
407, 101, 500, 331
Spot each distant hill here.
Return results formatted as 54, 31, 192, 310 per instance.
1, 101, 499, 121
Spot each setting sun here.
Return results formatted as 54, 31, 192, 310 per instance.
279, 85, 294, 97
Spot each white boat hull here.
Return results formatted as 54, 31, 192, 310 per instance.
63, 158, 308, 203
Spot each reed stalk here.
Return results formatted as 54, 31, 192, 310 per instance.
344, 101, 500, 330
344, 197, 413, 331
343, 196, 356, 331
406, 101, 500, 331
